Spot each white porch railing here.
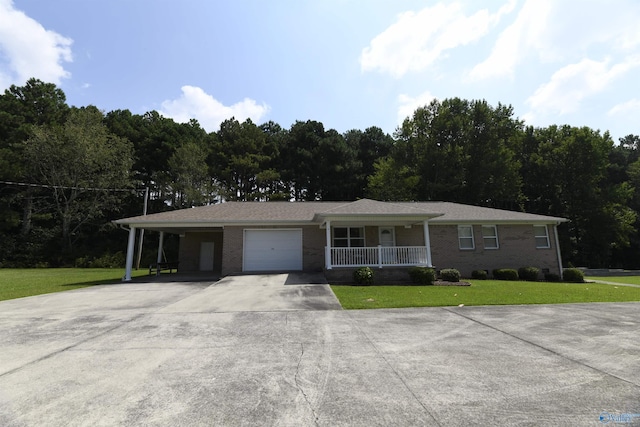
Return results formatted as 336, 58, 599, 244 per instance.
328, 246, 430, 269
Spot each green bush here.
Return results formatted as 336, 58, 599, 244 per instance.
408, 267, 436, 285
518, 267, 540, 282
440, 268, 461, 282
353, 267, 374, 285
562, 268, 584, 283
544, 272, 561, 282
75, 252, 125, 268
492, 269, 519, 281
471, 269, 488, 280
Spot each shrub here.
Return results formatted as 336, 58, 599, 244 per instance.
75, 252, 125, 268
471, 269, 488, 280
544, 272, 561, 282
562, 268, 584, 283
518, 267, 540, 282
440, 268, 461, 282
353, 267, 374, 285
492, 268, 519, 281
408, 267, 436, 285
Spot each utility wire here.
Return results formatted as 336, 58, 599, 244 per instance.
0, 180, 145, 193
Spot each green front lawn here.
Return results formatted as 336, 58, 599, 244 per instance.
588, 276, 640, 285
0, 268, 148, 301
331, 280, 640, 309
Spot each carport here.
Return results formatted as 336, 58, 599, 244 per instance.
115, 221, 224, 281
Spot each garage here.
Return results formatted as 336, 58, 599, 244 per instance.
243, 229, 303, 272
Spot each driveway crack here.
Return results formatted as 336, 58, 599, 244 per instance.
294, 342, 320, 426
347, 311, 443, 427
0, 313, 146, 378
443, 307, 640, 388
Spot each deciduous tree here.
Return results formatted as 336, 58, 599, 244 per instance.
24, 106, 134, 255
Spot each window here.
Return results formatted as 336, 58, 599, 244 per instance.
333, 227, 365, 247
482, 225, 499, 249
534, 225, 550, 248
458, 225, 475, 250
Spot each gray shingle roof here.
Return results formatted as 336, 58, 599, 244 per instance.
114, 199, 566, 226
319, 199, 440, 216
403, 202, 567, 223
116, 201, 344, 224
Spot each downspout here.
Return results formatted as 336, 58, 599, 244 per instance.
553, 223, 563, 279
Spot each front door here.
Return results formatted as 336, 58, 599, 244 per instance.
379, 227, 395, 247
199, 242, 215, 271
379, 227, 396, 265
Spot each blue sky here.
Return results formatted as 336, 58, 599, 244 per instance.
1, 0, 639, 142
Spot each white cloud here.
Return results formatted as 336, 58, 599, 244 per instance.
160, 85, 270, 133
526, 56, 640, 116
608, 99, 640, 117
469, 0, 552, 80
471, 0, 640, 81
397, 91, 437, 124
360, 1, 515, 78
0, 0, 72, 89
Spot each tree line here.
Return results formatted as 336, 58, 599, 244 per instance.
1, 79, 639, 269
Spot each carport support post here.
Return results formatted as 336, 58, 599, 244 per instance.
423, 220, 433, 267
157, 231, 165, 265
325, 220, 332, 270
124, 227, 136, 281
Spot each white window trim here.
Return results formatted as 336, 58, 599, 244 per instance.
332, 226, 366, 248
482, 225, 499, 249
458, 225, 475, 250
534, 225, 551, 249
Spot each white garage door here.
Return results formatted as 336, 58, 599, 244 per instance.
243, 229, 303, 272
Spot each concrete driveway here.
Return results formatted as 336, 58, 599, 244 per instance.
160, 272, 343, 312
0, 276, 639, 426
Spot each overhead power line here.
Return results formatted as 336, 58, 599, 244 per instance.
0, 180, 145, 193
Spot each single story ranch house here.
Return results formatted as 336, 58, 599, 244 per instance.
114, 199, 567, 282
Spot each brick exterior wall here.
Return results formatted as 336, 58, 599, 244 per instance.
179, 231, 223, 272
428, 224, 561, 277
181, 223, 561, 279
396, 225, 425, 246
362, 225, 424, 246
303, 225, 326, 272
221, 226, 243, 276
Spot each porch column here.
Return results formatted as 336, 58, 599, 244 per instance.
124, 226, 136, 281
553, 224, 563, 279
157, 231, 165, 265
325, 220, 332, 270
423, 220, 433, 267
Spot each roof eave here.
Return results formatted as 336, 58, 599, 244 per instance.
430, 218, 568, 225
112, 219, 316, 228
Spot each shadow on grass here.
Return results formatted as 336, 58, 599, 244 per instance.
60, 272, 220, 287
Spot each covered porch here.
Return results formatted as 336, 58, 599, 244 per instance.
328, 245, 431, 269
319, 217, 437, 270
315, 202, 439, 271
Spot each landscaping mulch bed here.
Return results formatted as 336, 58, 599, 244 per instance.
433, 280, 471, 286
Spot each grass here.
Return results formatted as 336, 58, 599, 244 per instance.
588, 276, 640, 285
331, 279, 640, 309
0, 268, 148, 301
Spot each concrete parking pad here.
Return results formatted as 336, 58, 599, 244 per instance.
0, 279, 639, 426
158, 273, 343, 312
